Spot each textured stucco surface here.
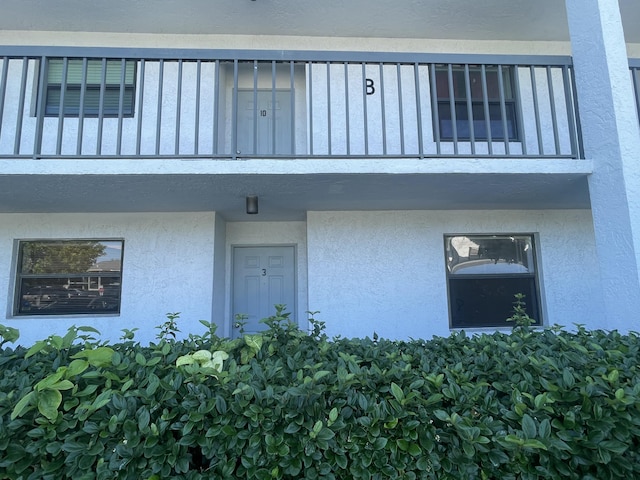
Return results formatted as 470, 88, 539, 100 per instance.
0, 212, 217, 345
0, 209, 614, 346
306, 210, 606, 340
566, 0, 640, 331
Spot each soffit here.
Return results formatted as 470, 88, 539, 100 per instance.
0, 0, 638, 43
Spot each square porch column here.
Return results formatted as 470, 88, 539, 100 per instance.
566, 0, 640, 331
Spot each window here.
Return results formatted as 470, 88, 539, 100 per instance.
44, 58, 136, 116
445, 235, 541, 328
434, 65, 518, 141
15, 240, 123, 315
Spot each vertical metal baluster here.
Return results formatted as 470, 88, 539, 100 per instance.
155, 59, 164, 156
326, 62, 332, 155
194, 60, 201, 155
135, 59, 145, 156
379, 63, 387, 155
252, 60, 258, 155
308, 62, 313, 155
31, 56, 45, 157
55, 57, 68, 155
429, 63, 441, 156
569, 66, 584, 159
463, 64, 475, 155
447, 64, 458, 155
175, 60, 183, 156
546, 66, 560, 156
561, 65, 578, 159
396, 63, 405, 155
512, 65, 527, 156
529, 66, 543, 155
497, 65, 510, 155
232, 60, 238, 158
362, 63, 369, 155
344, 62, 350, 156
413, 62, 423, 158
96, 58, 107, 155
633, 68, 640, 129
272, 61, 277, 155
0, 57, 8, 140
76, 58, 88, 155
290, 61, 295, 155
116, 58, 126, 156
480, 65, 493, 155
213, 60, 220, 155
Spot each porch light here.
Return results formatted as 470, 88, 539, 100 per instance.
246, 195, 259, 214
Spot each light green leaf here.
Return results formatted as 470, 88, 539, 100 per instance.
522, 439, 547, 450
176, 355, 195, 366
71, 347, 115, 367
66, 359, 89, 377
35, 370, 66, 392
11, 391, 35, 420
329, 407, 338, 423
244, 334, 263, 353
49, 380, 75, 391
390, 382, 404, 403
25, 340, 47, 358
37, 389, 63, 421
192, 350, 212, 362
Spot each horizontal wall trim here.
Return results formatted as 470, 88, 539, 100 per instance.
0, 45, 574, 66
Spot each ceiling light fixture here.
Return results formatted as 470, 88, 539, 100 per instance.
246, 195, 259, 214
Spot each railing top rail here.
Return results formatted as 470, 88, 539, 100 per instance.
0, 45, 573, 66
630, 59, 640, 68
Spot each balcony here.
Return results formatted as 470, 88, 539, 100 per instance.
0, 47, 582, 160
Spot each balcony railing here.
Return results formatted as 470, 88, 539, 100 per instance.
0, 47, 582, 159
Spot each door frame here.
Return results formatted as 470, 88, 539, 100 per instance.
230, 243, 298, 336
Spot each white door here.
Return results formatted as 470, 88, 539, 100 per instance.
232, 246, 296, 338
236, 90, 292, 155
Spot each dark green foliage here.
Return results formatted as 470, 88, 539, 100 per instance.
1, 311, 639, 479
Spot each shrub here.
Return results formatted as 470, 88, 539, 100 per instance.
0, 308, 639, 479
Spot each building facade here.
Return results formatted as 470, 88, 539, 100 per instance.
0, 0, 639, 345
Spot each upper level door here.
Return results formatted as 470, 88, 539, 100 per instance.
236, 90, 292, 155
232, 246, 296, 338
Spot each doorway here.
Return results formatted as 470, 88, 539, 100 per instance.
236, 90, 293, 155
231, 245, 296, 338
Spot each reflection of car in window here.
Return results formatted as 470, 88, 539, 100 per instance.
87, 297, 119, 311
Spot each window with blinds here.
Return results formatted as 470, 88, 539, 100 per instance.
44, 58, 136, 117
15, 240, 124, 316
434, 65, 518, 141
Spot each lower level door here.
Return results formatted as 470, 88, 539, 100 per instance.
232, 246, 296, 338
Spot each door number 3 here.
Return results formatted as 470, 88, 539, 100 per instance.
261, 269, 267, 276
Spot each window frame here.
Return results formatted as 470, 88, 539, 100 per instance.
14, 239, 124, 316
433, 64, 519, 142
42, 58, 136, 118
444, 234, 542, 329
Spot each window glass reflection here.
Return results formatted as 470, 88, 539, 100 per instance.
446, 235, 534, 275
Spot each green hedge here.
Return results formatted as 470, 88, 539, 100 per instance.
1, 308, 639, 479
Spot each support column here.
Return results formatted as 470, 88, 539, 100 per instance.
566, 0, 640, 331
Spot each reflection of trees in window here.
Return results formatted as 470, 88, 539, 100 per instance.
16, 240, 123, 316
21, 241, 107, 274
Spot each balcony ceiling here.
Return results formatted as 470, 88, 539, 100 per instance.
0, 171, 590, 221
1, 0, 639, 43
